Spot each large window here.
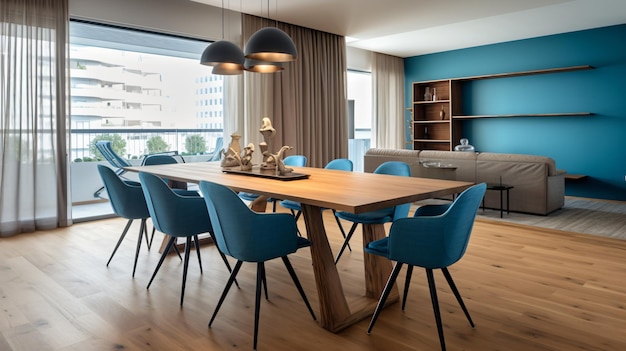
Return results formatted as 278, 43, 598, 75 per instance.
347, 69, 371, 139
69, 21, 223, 160
347, 69, 371, 171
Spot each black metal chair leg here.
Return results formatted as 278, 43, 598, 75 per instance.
290, 209, 303, 237
132, 220, 145, 278
368, 262, 404, 333
209, 260, 243, 327
441, 267, 474, 328
261, 263, 269, 300
253, 263, 264, 351
180, 236, 192, 306
335, 222, 358, 264
169, 241, 183, 260
402, 265, 414, 311
106, 219, 133, 266
193, 235, 203, 274
147, 226, 156, 250
282, 257, 317, 321
147, 236, 176, 289
332, 210, 352, 251
143, 220, 151, 250
426, 268, 447, 351
212, 237, 239, 288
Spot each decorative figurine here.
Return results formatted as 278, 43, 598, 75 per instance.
265, 146, 293, 176
229, 143, 255, 171
259, 117, 276, 166
454, 138, 475, 152
221, 133, 243, 167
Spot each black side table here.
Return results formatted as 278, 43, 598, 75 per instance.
483, 184, 514, 218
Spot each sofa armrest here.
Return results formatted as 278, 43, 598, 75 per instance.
546, 173, 565, 214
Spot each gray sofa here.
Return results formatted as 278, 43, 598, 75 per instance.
364, 148, 565, 215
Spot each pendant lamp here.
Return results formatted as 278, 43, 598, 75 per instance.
245, 27, 297, 62
212, 61, 244, 75
244, 59, 284, 73
199, 0, 245, 75
200, 40, 244, 69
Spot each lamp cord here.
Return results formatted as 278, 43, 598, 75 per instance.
221, 0, 225, 39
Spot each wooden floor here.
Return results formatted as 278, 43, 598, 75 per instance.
1, 209, 625, 351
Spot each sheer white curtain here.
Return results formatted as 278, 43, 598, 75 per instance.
372, 52, 405, 149
0, 0, 70, 236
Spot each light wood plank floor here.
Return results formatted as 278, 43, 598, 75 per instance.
1, 210, 625, 350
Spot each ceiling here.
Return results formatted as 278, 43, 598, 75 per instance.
191, 0, 626, 58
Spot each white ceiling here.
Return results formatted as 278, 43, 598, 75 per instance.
191, 0, 626, 58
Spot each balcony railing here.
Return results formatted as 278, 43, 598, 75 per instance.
70, 128, 223, 161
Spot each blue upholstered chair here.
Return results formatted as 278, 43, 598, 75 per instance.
239, 155, 307, 212
97, 165, 151, 277
139, 172, 235, 306
280, 158, 353, 236
140, 153, 199, 247
199, 181, 317, 350
333, 161, 412, 264
365, 183, 487, 351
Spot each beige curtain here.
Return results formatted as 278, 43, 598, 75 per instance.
0, 0, 70, 236
242, 15, 348, 168
372, 52, 405, 149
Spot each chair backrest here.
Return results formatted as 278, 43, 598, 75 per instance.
284, 155, 307, 167
142, 154, 180, 166
141, 154, 189, 189
388, 183, 487, 268
374, 161, 412, 220
97, 165, 149, 220
199, 181, 298, 262
325, 158, 353, 171
96, 141, 131, 169
138, 172, 211, 237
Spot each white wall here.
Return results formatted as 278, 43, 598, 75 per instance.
69, 0, 242, 43
346, 46, 372, 72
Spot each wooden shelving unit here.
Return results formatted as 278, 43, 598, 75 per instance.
409, 65, 593, 151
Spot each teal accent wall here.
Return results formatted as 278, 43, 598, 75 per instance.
404, 24, 626, 201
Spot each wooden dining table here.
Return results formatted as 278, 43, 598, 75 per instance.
126, 162, 473, 333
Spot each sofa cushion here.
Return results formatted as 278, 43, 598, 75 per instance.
477, 152, 557, 176
364, 148, 420, 175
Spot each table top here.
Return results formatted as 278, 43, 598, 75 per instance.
126, 162, 473, 214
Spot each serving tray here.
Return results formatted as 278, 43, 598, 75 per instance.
222, 167, 310, 181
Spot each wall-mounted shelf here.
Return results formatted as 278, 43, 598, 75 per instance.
454, 112, 593, 119
455, 65, 593, 81
409, 65, 593, 151
413, 99, 451, 105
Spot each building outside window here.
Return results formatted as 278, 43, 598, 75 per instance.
69, 20, 223, 161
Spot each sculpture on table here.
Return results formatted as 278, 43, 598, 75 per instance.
454, 138, 475, 152
259, 117, 276, 166
221, 133, 243, 167
229, 143, 255, 171
269, 146, 295, 176
220, 118, 295, 175
258, 117, 293, 175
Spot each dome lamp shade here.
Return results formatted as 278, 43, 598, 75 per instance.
244, 59, 284, 73
200, 40, 245, 68
212, 62, 244, 75
244, 27, 297, 62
